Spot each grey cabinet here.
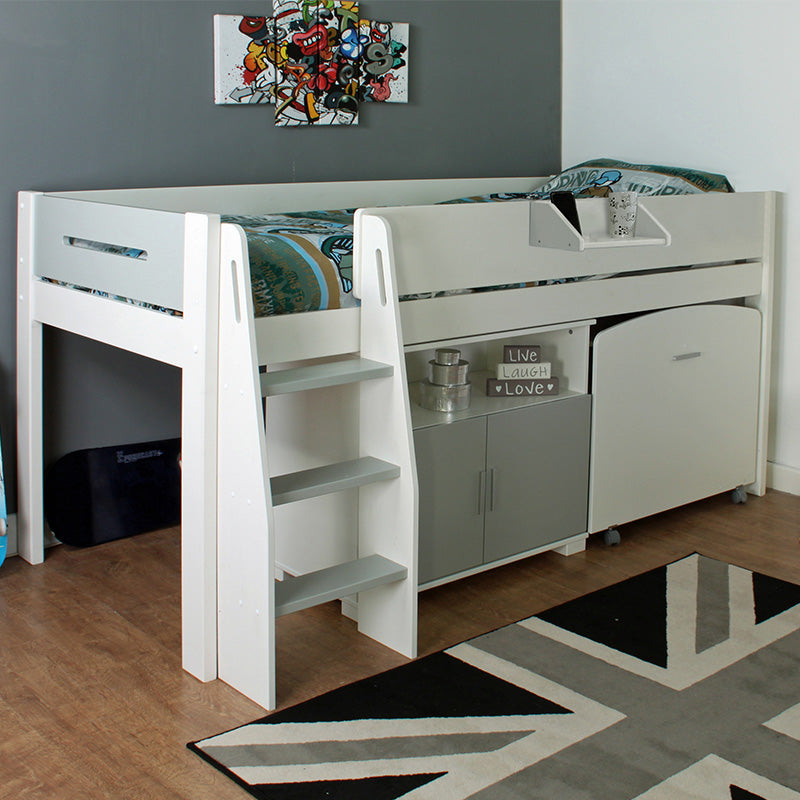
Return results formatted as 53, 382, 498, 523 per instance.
415, 394, 591, 584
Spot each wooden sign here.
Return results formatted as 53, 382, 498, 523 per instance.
486, 377, 559, 397
496, 362, 551, 380
503, 344, 541, 363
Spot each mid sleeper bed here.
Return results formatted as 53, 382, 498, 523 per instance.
17, 173, 775, 710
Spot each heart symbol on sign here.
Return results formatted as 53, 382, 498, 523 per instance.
495, 386, 502, 393
547, 384, 554, 390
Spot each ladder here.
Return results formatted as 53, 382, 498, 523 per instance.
215, 219, 418, 710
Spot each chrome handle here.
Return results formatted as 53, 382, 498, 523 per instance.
673, 351, 702, 361
478, 470, 486, 515
488, 468, 496, 512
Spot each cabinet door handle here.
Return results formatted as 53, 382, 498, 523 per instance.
477, 470, 486, 515
488, 467, 496, 512
672, 351, 702, 361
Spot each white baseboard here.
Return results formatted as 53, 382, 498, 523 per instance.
767, 460, 800, 496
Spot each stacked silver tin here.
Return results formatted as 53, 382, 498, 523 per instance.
418, 348, 471, 412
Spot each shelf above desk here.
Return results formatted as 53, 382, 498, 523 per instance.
530, 197, 670, 251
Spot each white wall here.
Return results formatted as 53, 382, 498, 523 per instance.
562, 0, 800, 493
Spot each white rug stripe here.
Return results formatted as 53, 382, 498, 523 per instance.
634, 754, 800, 799
765, 702, 800, 742
445, 641, 625, 722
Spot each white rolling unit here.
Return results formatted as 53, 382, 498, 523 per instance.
588, 304, 762, 538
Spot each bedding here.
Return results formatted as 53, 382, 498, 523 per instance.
441, 158, 734, 202
44, 161, 734, 318
222, 210, 358, 317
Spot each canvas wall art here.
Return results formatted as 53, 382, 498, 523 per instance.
213, 2, 409, 126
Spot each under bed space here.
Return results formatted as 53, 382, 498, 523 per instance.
17, 176, 775, 710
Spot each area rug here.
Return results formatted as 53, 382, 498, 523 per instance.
189, 554, 800, 799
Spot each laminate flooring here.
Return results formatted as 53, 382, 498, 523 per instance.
1, 489, 798, 798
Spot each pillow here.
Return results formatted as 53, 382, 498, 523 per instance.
532, 158, 734, 198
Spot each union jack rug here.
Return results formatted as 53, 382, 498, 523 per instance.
189, 554, 800, 799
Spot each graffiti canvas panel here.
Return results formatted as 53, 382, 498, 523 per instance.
360, 21, 409, 103
273, 0, 360, 127
212, 6, 409, 124
213, 15, 276, 105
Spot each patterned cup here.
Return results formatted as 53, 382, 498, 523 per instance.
608, 191, 638, 238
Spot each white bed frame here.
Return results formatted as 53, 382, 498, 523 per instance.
16, 178, 775, 710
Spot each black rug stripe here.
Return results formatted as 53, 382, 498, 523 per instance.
249, 651, 570, 726
752, 571, 800, 624
535, 564, 669, 667
730, 784, 767, 800
246, 773, 446, 800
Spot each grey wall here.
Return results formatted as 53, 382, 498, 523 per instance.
0, 0, 561, 512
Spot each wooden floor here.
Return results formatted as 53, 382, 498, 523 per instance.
1, 489, 798, 798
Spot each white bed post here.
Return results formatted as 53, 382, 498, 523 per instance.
16, 192, 46, 564
745, 190, 776, 497
179, 213, 221, 682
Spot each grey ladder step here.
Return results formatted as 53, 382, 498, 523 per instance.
276, 555, 408, 617
261, 358, 393, 397
270, 456, 400, 506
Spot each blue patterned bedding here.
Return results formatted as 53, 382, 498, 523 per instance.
222, 210, 359, 318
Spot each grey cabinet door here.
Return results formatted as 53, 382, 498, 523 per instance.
414, 417, 487, 584
483, 395, 590, 562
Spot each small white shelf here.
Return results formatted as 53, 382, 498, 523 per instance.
530, 197, 671, 251
409, 370, 584, 430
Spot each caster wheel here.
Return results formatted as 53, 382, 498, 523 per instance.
603, 528, 621, 546
731, 486, 748, 504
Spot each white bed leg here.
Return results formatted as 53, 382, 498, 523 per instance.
745, 191, 776, 497
16, 192, 46, 565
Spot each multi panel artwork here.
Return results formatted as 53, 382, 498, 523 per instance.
214, 2, 409, 126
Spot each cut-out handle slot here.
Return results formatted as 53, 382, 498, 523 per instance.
230, 260, 242, 324
64, 236, 148, 260
375, 249, 388, 307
